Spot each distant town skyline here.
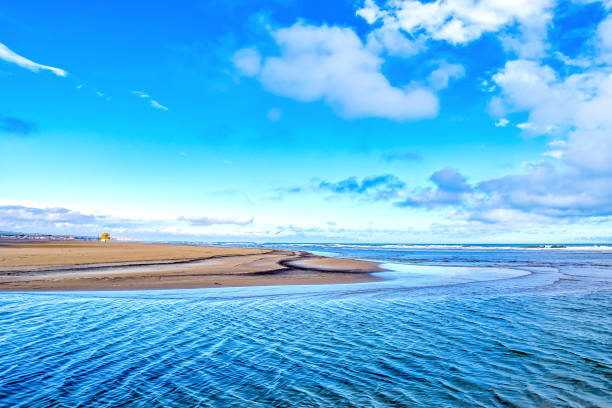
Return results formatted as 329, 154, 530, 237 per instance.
1, 0, 612, 243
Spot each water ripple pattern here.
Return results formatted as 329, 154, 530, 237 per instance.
0, 246, 611, 407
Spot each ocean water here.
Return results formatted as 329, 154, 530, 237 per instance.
0, 244, 611, 407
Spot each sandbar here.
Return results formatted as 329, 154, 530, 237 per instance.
0, 240, 383, 291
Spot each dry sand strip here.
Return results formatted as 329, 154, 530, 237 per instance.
0, 241, 383, 291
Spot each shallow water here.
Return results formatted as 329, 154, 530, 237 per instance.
0, 244, 611, 407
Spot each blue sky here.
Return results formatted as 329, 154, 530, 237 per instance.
1, 0, 611, 243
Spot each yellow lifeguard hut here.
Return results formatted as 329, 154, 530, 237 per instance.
100, 233, 111, 243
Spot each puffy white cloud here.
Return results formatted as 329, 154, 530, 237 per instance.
397, 167, 473, 208
289, 161, 612, 223
492, 60, 558, 114
498, 16, 552, 59
428, 61, 465, 90
542, 150, 563, 159
494, 117, 509, 127
554, 51, 591, 68
357, 0, 426, 57
477, 161, 612, 217
491, 58, 612, 173
365, 23, 425, 57
0, 42, 67, 77
356, 0, 554, 54
598, 14, 612, 63
565, 128, 612, 173
356, 0, 384, 24
258, 3, 612, 232
396, 161, 612, 219
231, 47, 261, 76
233, 23, 438, 120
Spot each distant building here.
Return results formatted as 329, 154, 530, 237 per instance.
101, 233, 111, 242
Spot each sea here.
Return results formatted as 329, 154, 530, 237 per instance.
0, 243, 610, 407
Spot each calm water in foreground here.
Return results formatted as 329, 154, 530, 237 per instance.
1, 244, 611, 407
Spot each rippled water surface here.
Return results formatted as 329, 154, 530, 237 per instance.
1, 244, 611, 407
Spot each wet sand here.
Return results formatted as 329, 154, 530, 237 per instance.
0, 241, 383, 291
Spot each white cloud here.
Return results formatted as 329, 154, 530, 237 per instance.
542, 140, 565, 159
476, 161, 612, 217
356, 0, 384, 24
491, 58, 612, 173
554, 51, 591, 68
150, 100, 169, 111
0, 42, 67, 77
392, 7, 612, 225
390, 160, 612, 221
542, 149, 563, 159
428, 61, 465, 90
516, 122, 532, 130
131, 91, 168, 111
494, 117, 509, 127
498, 18, 552, 59
357, 0, 426, 57
548, 139, 566, 147
397, 167, 473, 208
231, 47, 261, 76
356, 0, 554, 54
598, 14, 612, 63
492, 59, 589, 132
365, 24, 425, 57
565, 128, 612, 173
233, 23, 438, 121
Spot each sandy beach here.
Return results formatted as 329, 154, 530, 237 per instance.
0, 240, 383, 291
